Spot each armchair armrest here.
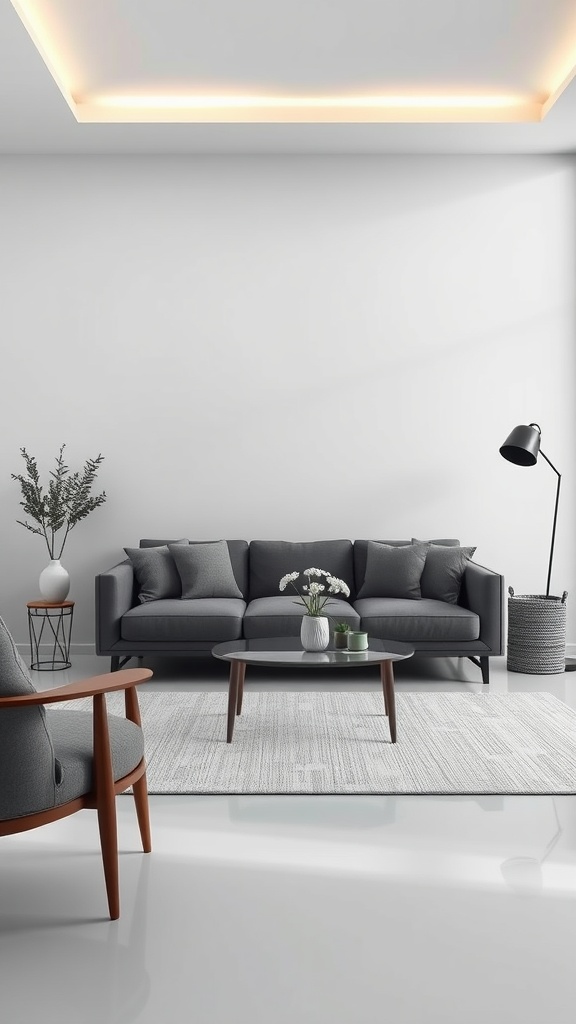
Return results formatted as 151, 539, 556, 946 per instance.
0, 668, 152, 708
460, 562, 505, 655
95, 560, 135, 654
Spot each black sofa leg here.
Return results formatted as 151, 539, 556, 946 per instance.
468, 656, 490, 684
111, 655, 132, 672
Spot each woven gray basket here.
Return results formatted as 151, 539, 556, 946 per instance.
507, 587, 568, 674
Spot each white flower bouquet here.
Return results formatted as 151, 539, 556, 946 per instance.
279, 567, 351, 617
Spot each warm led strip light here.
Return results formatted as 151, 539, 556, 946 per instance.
90, 94, 528, 110
74, 92, 538, 122
10, 0, 576, 124
75, 100, 542, 123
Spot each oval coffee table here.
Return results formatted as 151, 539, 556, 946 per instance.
212, 637, 413, 743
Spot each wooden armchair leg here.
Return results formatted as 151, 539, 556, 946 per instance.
123, 686, 152, 854
98, 794, 120, 921
132, 771, 152, 853
94, 693, 120, 920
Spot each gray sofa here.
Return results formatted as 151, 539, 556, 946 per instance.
95, 538, 504, 683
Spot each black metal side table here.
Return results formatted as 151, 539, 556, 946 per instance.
27, 600, 74, 671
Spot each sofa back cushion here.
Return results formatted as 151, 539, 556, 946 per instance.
356, 541, 430, 600
353, 539, 460, 597
125, 539, 188, 603
169, 541, 244, 599
139, 539, 249, 599
249, 540, 355, 601
413, 540, 477, 604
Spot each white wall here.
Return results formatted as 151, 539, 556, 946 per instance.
0, 155, 574, 649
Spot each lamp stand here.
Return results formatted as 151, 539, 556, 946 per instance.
538, 449, 560, 598
538, 452, 575, 671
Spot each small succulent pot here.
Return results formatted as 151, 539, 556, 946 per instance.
330, 630, 348, 647
333, 625, 350, 649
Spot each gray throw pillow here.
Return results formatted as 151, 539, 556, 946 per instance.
124, 539, 189, 604
169, 541, 243, 600
357, 541, 429, 600
413, 540, 477, 604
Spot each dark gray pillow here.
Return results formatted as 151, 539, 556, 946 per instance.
124, 539, 188, 604
169, 541, 243, 600
413, 540, 477, 604
357, 542, 429, 600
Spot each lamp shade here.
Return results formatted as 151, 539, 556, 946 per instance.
499, 423, 541, 467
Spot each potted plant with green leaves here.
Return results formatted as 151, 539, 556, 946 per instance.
333, 621, 351, 649
12, 445, 106, 602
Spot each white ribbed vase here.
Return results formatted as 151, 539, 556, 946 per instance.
300, 615, 330, 652
39, 560, 70, 603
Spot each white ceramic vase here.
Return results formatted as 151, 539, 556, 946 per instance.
39, 559, 70, 603
300, 615, 329, 652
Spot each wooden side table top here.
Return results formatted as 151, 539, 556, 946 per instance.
27, 600, 75, 610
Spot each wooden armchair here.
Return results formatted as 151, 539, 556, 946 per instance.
0, 615, 152, 920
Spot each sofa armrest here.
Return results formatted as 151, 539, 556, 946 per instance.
95, 561, 135, 654
460, 562, 505, 655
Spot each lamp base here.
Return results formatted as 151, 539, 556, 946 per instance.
565, 658, 576, 672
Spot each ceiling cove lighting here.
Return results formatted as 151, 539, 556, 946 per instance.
86, 94, 528, 110
11, 0, 76, 115
73, 92, 539, 123
74, 94, 541, 123
10, 0, 576, 124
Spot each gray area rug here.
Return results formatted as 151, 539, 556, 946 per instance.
55, 690, 576, 795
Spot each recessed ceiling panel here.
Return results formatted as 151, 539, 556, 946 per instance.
10, 0, 576, 123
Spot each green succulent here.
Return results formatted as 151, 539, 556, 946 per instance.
333, 622, 351, 633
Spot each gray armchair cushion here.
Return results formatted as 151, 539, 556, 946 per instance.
169, 541, 243, 599
357, 541, 429, 600
0, 615, 57, 820
249, 540, 355, 601
243, 596, 359, 639
121, 598, 245, 642
47, 711, 144, 805
355, 598, 480, 643
124, 539, 188, 603
414, 540, 477, 604
0, 615, 145, 820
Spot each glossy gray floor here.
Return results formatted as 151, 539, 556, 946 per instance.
1, 653, 575, 1024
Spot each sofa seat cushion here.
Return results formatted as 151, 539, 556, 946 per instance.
121, 599, 245, 643
243, 597, 360, 639
354, 598, 480, 643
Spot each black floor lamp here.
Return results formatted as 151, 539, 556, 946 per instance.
499, 422, 575, 672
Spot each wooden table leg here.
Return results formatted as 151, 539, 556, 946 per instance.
227, 662, 239, 742
236, 661, 246, 716
380, 659, 397, 743
380, 664, 389, 716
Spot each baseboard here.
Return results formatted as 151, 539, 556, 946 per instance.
16, 642, 96, 657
